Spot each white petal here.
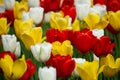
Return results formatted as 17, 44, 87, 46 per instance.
75, 0, 91, 5
43, 12, 50, 23
22, 11, 30, 21
39, 42, 52, 62
29, 7, 44, 24
14, 42, 21, 58
31, 44, 41, 61
90, 4, 106, 18
0, 5, 5, 13
28, 0, 40, 7
92, 29, 104, 39
76, 4, 90, 20
38, 67, 56, 80
3, 0, 15, 10
93, 54, 99, 60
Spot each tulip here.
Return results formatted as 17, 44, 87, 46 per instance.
0, 5, 5, 13
73, 29, 98, 53
3, 0, 15, 10
29, 7, 44, 25
46, 29, 70, 43
20, 59, 36, 80
1, 35, 21, 58
50, 11, 71, 31
107, 11, 120, 32
22, 11, 30, 21
52, 40, 73, 57
93, 36, 115, 57
0, 55, 27, 80
92, 29, 104, 39
38, 67, 56, 80
30, 42, 52, 62
43, 12, 50, 23
90, 4, 107, 19
76, 60, 99, 80
46, 55, 75, 78
14, 2, 28, 19
76, 4, 90, 21
93, 0, 107, 5
14, 19, 33, 38
28, 0, 40, 7
72, 58, 86, 77
99, 54, 120, 77
84, 12, 108, 29
0, 0, 3, 4
21, 27, 43, 49
75, 0, 91, 5
61, 0, 74, 7
0, 18, 9, 36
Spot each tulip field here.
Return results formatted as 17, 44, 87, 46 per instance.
0, 0, 120, 80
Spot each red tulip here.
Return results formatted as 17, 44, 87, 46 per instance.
5, 10, 14, 25
73, 29, 98, 53
107, 0, 120, 12
106, 24, 119, 34
46, 29, 70, 43
0, 13, 6, 18
93, 36, 115, 57
61, 0, 74, 7
46, 55, 75, 78
20, 59, 36, 80
61, 5, 76, 22
40, 0, 60, 12
93, 0, 107, 5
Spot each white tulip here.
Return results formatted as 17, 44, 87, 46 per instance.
28, 0, 40, 7
0, 5, 5, 13
38, 67, 56, 80
29, 7, 44, 25
76, 4, 90, 20
3, 0, 15, 10
1, 35, 21, 57
22, 11, 30, 21
72, 58, 86, 77
93, 54, 99, 60
30, 42, 52, 62
75, 0, 91, 5
43, 12, 50, 23
92, 29, 104, 39
90, 4, 106, 18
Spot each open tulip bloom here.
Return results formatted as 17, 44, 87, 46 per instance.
0, 0, 120, 80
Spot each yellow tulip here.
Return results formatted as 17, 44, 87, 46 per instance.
0, 55, 27, 80
14, 1, 28, 19
14, 19, 33, 38
99, 54, 120, 77
21, 27, 43, 49
52, 40, 73, 57
0, 0, 3, 4
76, 60, 99, 80
50, 11, 71, 31
72, 19, 80, 31
84, 12, 108, 30
0, 18, 9, 36
108, 11, 120, 31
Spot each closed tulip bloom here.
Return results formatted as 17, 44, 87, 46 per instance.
77, 60, 99, 80
22, 11, 30, 21
29, 7, 44, 25
108, 11, 120, 32
52, 40, 73, 57
1, 35, 21, 58
3, 0, 15, 10
0, 55, 27, 80
93, 36, 115, 57
30, 42, 52, 62
28, 0, 40, 7
99, 54, 120, 77
75, 0, 91, 5
21, 27, 43, 49
38, 67, 56, 80
0, 18, 9, 36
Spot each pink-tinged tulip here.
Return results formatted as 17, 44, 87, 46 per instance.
38, 67, 56, 80
46, 55, 75, 78
73, 29, 98, 53
93, 36, 115, 57
20, 59, 36, 80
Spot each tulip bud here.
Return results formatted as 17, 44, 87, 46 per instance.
38, 67, 56, 80
3, 0, 15, 10
1, 35, 21, 57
